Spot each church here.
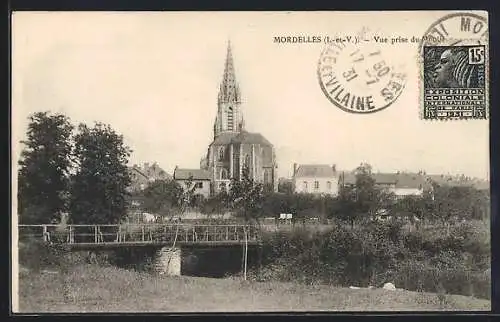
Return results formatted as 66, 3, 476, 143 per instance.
198, 42, 278, 195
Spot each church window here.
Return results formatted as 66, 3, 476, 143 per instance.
303, 181, 308, 191
220, 168, 228, 180
327, 181, 332, 190
244, 154, 251, 169
314, 181, 319, 189
218, 147, 225, 161
264, 169, 270, 183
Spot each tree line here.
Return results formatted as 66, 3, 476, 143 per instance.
18, 111, 489, 226
135, 162, 489, 225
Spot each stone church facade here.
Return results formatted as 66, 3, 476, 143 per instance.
200, 42, 278, 194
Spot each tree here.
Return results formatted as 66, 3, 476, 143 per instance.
69, 123, 131, 224
140, 179, 183, 219
336, 185, 358, 227
201, 190, 230, 219
354, 163, 382, 216
278, 179, 294, 194
18, 112, 73, 224
229, 167, 265, 223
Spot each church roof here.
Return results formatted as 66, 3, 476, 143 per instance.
231, 131, 272, 146
174, 168, 211, 180
295, 164, 336, 178
211, 132, 237, 145
211, 130, 272, 146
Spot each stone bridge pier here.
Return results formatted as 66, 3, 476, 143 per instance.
154, 247, 182, 276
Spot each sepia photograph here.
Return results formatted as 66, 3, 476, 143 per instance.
11, 11, 490, 312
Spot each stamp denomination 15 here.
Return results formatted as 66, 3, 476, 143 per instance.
318, 41, 406, 114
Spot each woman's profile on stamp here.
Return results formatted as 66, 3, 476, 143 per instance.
430, 47, 479, 88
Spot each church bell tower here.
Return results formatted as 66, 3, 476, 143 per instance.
213, 40, 244, 138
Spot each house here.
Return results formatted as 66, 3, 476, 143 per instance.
173, 167, 212, 199
127, 162, 171, 192
339, 171, 428, 199
292, 164, 339, 196
143, 162, 171, 182
128, 166, 150, 192
425, 174, 490, 191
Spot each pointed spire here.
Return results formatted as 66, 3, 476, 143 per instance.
219, 39, 240, 103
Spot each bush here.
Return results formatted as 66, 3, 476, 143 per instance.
256, 220, 490, 299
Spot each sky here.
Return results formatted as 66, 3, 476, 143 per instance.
11, 11, 490, 179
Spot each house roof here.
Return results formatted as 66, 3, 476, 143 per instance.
295, 164, 336, 178
394, 173, 427, 189
341, 172, 357, 185
174, 168, 211, 180
129, 167, 149, 179
426, 174, 490, 190
340, 171, 489, 191
372, 173, 398, 184
341, 172, 427, 189
211, 130, 272, 146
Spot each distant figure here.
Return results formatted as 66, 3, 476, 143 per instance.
433, 48, 477, 88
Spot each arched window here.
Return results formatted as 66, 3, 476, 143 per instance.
218, 147, 225, 161
244, 154, 251, 169
220, 168, 228, 180
303, 181, 308, 191
264, 169, 270, 183
327, 181, 332, 190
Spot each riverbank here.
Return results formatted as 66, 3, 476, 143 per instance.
17, 264, 490, 312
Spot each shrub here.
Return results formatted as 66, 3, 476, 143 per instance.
256, 219, 490, 299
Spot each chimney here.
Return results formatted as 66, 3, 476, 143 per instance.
293, 163, 298, 176
332, 164, 336, 173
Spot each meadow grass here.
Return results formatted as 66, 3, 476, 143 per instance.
18, 264, 490, 312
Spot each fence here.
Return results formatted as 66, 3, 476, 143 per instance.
18, 224, 261, 245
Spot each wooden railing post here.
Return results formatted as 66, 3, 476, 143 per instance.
43, 225, 48, 242
142, 225, 145, 242
226, 226, 229, 240
68, 226, 73, 243
94, 225, 98, 243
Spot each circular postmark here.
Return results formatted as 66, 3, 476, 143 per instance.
317, 39, 407, 114
419, 12, 488, 50
419, 12, 489, 120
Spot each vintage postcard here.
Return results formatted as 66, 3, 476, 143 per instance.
11, 11, 490, 313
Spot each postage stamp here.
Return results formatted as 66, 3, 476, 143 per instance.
419, 13, 488, 120
317, 38, 407, 114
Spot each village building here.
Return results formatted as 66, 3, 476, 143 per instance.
338, 171, 429, 199
292, 164, 339, 196
173, 167, 212, 199
127, 162, 171, 192
199, 41, 278, 194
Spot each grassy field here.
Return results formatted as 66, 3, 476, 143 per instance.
17, 264, 490, 312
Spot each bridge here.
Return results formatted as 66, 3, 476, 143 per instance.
18, 224, 262, 250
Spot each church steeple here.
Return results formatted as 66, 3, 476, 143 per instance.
218, 40, 241, 104
214, 40, 244, 138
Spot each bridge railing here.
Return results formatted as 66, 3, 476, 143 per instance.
18, 224, 261, 245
